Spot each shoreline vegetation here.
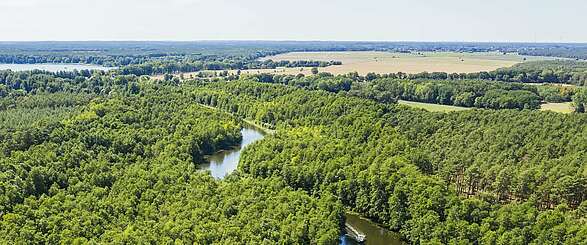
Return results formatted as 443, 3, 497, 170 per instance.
197, 103, 276, 134
1, 42, 587, 244
194, 80, 587, 244
242, 118, 276, 134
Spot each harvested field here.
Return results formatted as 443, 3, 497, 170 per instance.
151, 51, 557, 79
540, 102, 574, 113
398, 100, 471, 112
258, 51, 555, 75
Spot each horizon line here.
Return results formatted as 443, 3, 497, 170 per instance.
0, 40, 586, 45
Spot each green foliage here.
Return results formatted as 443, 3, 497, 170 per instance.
194, 80, 587, 244
345, 60, 587, 86
0, 85, 341, 244
2, 75, 586, 244
254, 73, 545, 109
3, 42, 587, 244
537, 85, 575, 103
572, 88, 587, 113
0, 70, 143, 100
495, 60, 587, 85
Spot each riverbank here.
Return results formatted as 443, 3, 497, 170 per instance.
198, 103, 402, 244
242, 118, 276, 134
197, 103, 276, 134
202, 126, 266, 179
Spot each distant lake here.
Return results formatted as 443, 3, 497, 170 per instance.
0, 63, 116, 72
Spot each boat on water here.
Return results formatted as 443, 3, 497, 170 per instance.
345, 223, 366, 243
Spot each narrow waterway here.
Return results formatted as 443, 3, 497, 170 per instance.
340, 213, 404, 245
204, 124, 403, 244
202, 126, 266, 179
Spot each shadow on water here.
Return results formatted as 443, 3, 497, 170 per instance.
340, 213, 404, 245
202, 126, 266, 179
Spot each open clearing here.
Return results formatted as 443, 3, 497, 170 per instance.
540, 102, 574, 113
152, 51, 557, 79
400, 101, 575, 113
398, 100, 471, 112
258, 51, 556, 75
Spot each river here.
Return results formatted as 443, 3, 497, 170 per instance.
204, 125, 403, 244
0, 63, 116, 72
340, 213, 404, 245
202, 126, 266, 179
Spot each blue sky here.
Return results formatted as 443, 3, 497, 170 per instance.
0, 0, 585, 42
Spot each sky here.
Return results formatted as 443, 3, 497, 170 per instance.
0, 0, 585, 42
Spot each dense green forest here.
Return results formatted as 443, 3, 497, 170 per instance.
193, 80, 587, 244
251, 73, 574, 110
573, 88, 587, 113
0, 70, 586, 243
493, 61, 587, 85
1, 68, 576, 112
117, 59, 342, 76
2, 41, 587, 243
0, 85, 341, 244
0, 70, 138, 99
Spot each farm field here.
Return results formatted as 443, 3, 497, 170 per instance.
399, 100, 575, 114
258, 51, 556, 75
540, 102, 574, 113
154, 51, 558, 79
398, 100, 471, 112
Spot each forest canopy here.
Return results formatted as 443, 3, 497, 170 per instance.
1, 42, 587, 244
193, 80, 587, 244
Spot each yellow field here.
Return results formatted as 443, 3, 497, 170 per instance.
151, 51, 557, 80
540, 102, 574, 113
399, 101, 575, 114
398, 100, 471, 112
258, 51, 554, 75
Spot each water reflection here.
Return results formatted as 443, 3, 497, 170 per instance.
203, 126, 266, 179
204, 126, 403, 244
340, 213, 404, 245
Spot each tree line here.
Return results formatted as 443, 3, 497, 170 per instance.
117, 59, 341, 76
305, 60, 587, 85
250, 73, 574, 110
0, 70, 143, 100
193, 80, 586, 244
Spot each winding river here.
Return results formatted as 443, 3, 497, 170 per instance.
202, 126, 266, 179
204, 125, 403, 244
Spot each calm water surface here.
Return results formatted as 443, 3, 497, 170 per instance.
203, 126, 266, 179
0, 63, 116, 72
340, 213, 404, 245
204, 126, 402, 244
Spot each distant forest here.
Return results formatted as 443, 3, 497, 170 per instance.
0, 41, 586, 76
